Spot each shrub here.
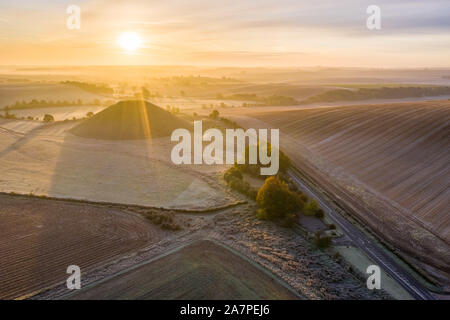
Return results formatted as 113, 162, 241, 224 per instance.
145, 210, 182, 231
279, 213, 296, 228
315, 208, 325, 219
86, 111, 94, 117
223, 166, 243, 182
209, 109, 219, 119
237, 143, 291, 176
4, 111, 17, 119
303, 199, 319, 216
328, 223, 336, 230
223, 166, 257, 199
43, 114, 54, 122
256, 176, 303, 222
314, 231, 332, 248
230, 176, 257, 200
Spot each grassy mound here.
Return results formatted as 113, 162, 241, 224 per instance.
70, 100, 190, 140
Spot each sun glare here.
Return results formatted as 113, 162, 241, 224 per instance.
118, 32, 142, 52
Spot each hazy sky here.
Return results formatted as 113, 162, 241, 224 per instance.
1, 0, 449, 67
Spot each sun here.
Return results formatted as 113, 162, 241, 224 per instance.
118, 32, 142, 52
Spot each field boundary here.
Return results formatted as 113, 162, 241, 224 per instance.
0, 191, 246, 214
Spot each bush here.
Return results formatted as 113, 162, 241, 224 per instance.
314, 231, 332, 248
303, 199, 319, 216
328, 223, 336, 230
256, 176, 303, 222
279, 213, 296, 228
209, 109, 219, 119
315, 208, 325, 219
86, 111, 94, 117
4, 111, 17, 119
145, 210, 182, 231
236, 143, 291, 178
223, 166, 257, 199
223, 166, 243, 182
43, 114, 54, 122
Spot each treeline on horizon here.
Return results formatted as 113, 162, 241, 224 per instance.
61, 81, 114, 94
2, 98, 104, 110
302, 86, 450, 104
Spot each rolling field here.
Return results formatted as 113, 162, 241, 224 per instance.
0, 118, 233, 210
244, 100, 449, 283
68, 240, 300, 300
0, 194, 161, 299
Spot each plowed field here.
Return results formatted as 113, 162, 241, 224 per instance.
248, 100, 450, 283
68, 240, 300, 300
0, 194, 159, 299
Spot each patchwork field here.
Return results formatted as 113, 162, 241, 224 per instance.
0, 194, 161, 300
236, 100, 450, 284
68, 240, 300, 300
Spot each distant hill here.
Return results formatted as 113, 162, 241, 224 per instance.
302, 86, 450, 104
70, 100, 190, 140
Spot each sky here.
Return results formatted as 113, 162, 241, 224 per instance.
0, 0, 449, 67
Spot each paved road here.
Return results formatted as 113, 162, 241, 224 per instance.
289, 169, 435, 300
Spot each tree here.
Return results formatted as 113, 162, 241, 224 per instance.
223, 166, 243, 183
43, 114, 54, 122
141, 87, 151, 99
256, 176, 303, 222
209, 110, 219, 120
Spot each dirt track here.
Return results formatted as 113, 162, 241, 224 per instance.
0, 194, 161, 299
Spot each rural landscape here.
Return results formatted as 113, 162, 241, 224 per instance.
0, 0, 449, 304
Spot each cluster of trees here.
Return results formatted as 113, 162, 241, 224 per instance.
0, 111, 95, 122
0, 111, 19, 120
137, 87, 163, 99
256, 176, 304, 227
223, 166, 258, 200
61, 81, 113, 94
43, 114, 54, 122
221, 137, 330, 248
263, 95, 298, 106
144, 210, 182, 231
209, 110, 220, 120
303, 86, 450, 103
3, 98, 101, 111
166, 105, 180, 114
235, 143, 291, 177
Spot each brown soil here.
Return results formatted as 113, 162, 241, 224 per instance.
0, 194, 162, 299
228, 100, 450, 286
